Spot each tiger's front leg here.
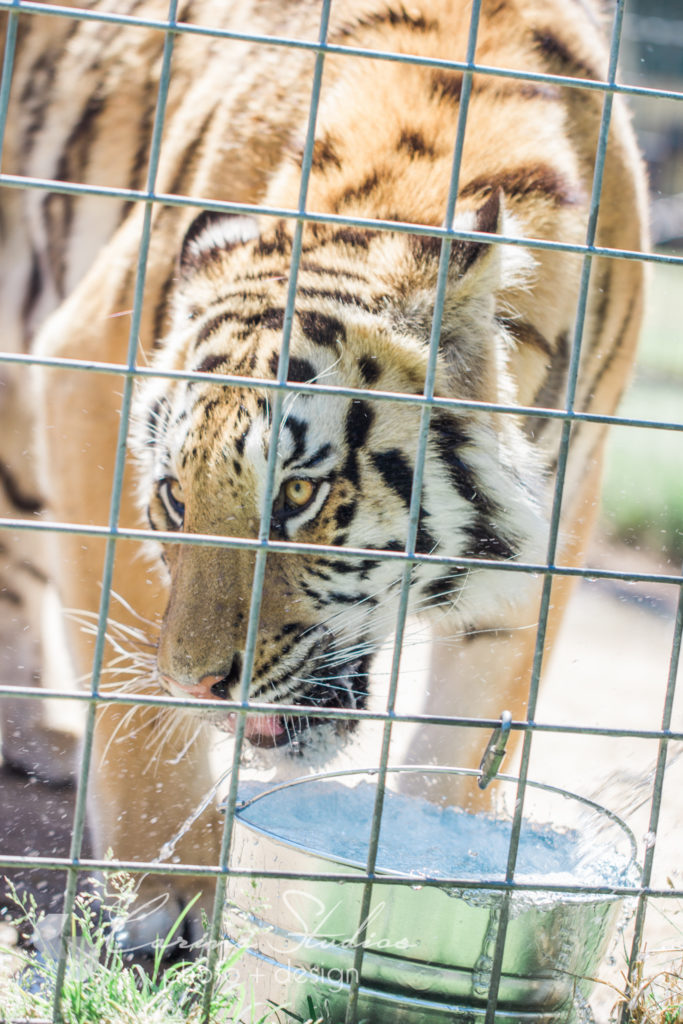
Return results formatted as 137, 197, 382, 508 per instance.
32, 221, 223, 949
0, 354, 79, 784
400, 456, 607, 809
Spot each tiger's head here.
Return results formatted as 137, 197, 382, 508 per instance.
133, 197, 545, 754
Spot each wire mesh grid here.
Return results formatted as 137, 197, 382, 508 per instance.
0, 1, 681, 1023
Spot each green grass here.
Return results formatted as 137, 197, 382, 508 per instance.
634, 263, 683, 379
600, 260, 683, 560
0, 876, 275, 1024
2, 876, 680, 1024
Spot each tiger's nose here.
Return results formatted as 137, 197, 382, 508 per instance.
161, 673, 226, 700
163, 654, 242, 700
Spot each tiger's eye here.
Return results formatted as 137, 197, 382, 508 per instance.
157, 475, 185, 529
167, 477, 184, 508
284, 478, 315, 508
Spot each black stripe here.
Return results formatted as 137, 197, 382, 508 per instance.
297, 286, 373, 311
234, 427, 249, 457
237, 307, 285, 337
460, 165, 580, 207
530, 330, 570, 416
429, 413, 488, 510
501, 317, 554, 358
21, 249, 42, 340
334, 501, 356, 529
429, 415, 517, 562
0, 463, 43, 514
301, 443, 332, 469
269, 353, 316, 384
119, 77, 158, 222
431, 69, 462, 103
19, 50, 60, 160
369, 449, 436, 553
16, 558, 49, 585
311, 134, 342, 172
298, 310, 345, 349
145, 396, 171, 448
334, 7, 438, 39
397, 129, 437, 159
337, 171, 381, 208
317, 556, 379, 577
195, 310, 240, 347
358, 355, 381, 385
588, 262, 613, 357
153, 266, 175, 348
326, 590, 376, 606
421, 573, 464, 608
370, 449, 413, 508
463, 521, 516, 562
127, 79, 157, 190
532, 29, 598, 80
345, 400, 374, 449
299, 261, 370, 281
283, 417, 308, 464
584, 293, 638, 406
167, 104, 217, 198
256, 222, 291, 258
307, 567, 332, 581
44, 93, 106, 294
329, 228, 372, 250
195, 354, 228, 375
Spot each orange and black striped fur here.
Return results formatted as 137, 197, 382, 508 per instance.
0, 0, 646, 943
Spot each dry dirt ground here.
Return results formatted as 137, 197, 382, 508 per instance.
0, 539, 681, 1020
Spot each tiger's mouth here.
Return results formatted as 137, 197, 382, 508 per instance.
222, 652, 372, 750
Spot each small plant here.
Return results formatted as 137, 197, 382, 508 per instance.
609, 952, 683, 1024
0, 872, 268, 1024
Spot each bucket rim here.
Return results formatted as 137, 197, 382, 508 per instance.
223, 765, 639, 890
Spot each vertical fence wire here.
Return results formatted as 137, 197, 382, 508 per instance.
198, 4, 333, 1018
343, 3, 484, 1020
47, 3, 180, 1018
482, 2, 629, 1020
0, 0, 680, 1022
621, 576, 683, 1023
0, 0, 18, 160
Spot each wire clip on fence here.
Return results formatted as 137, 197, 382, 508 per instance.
478, 710, 513, 790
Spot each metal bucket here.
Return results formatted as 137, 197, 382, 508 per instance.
223, 768, 637, 1024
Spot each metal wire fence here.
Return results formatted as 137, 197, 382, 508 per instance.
0, 1, 681, 1023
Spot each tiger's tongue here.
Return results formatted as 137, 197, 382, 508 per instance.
226, 712, 286, 745
244, 714, 285, 742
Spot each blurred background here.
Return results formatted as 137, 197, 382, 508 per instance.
601, 0, 683, 565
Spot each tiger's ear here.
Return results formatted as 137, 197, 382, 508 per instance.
178, 211, 260, 276
447, 188, 503, 277
394, 191, 533, 398
411, 189, 527, 287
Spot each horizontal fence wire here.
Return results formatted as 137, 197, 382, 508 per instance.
0, 854, 681, 903
0, 1, 681, 1023
2, 171, 683, 267
0, 354, 683, 433
0, 856, 680, 902
1, 687, 682, 744
1, 0, 683, 104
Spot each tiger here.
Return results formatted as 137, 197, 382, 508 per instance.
0, 0, 647, 947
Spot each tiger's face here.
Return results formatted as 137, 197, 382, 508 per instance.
134, 209, 545, 753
